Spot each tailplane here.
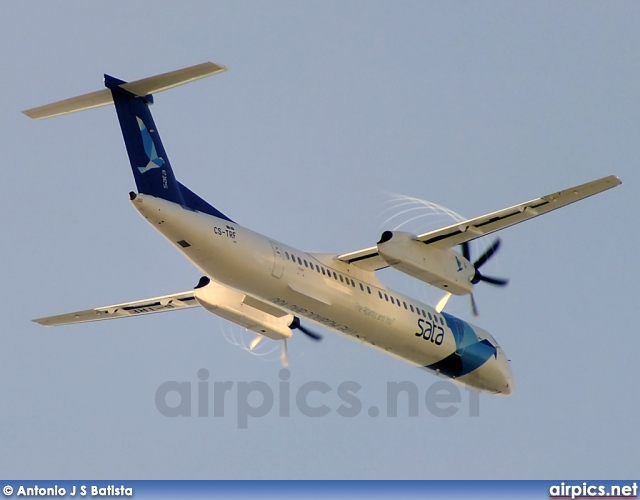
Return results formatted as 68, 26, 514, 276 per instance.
23, 62, 233, 221
23, 62, 225, 119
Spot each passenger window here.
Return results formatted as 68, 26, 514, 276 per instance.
297, 257, 302, 265
389, 296, 394, 305
285, 251, 290, 260
359, 283, 364, 291
403, 301, 407, 310
321, 268, 326, 276
384, 294, 389, 301
367, 286, 371, 294
378, 291, 383, 299
428, 312, 432, 320
333, 272, 338, 280
351, 279, 356, 287
316, 265, 321, 272
339, 275, 344, 283
422, 310, 426, 318
410, 304, 414, 313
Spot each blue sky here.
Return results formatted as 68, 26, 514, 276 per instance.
1, 2, 638, 479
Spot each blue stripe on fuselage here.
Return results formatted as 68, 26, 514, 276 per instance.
425, 313, 497, 377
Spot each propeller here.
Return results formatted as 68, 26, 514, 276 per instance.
289, 317, 323, 341
276, 317, 323, 367
461, 238, 509, 316
435, 292, 452, 313
249, 334, 263, 351
281, 340, 289, 367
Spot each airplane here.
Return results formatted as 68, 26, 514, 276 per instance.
24, 62, 621, 396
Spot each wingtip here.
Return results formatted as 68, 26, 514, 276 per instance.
22, 109, 40, 120
603, 174, 622, 186
210, 62, 228, 72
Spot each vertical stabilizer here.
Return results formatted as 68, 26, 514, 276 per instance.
23, 62, 233, 219
105, 74, 184, 204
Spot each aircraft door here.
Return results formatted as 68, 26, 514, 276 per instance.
270, 241, 284, 278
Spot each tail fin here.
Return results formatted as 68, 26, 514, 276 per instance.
23, 62, 233, 220
105, 73, 184, 204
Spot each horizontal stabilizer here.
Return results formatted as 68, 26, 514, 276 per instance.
33, 291, 199, 326
23, 62, 226, 120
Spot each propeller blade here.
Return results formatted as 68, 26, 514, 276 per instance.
435, 292, 452, 313
290, 317, 323, 341
473, 238, 501, 269
461, 241, 471, 261
465, 238, 508, 316
477, 274, 509, 286
297, 324, 323, 341
249, 335, 263, 351
470, 293, 479, 317
281, 340, 289, 367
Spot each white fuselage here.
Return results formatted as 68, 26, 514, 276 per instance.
131, 193, 513, 395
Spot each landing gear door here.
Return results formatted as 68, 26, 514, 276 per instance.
270, 241, 284, 278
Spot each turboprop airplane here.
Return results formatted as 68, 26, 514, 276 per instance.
24, 62, 621, 395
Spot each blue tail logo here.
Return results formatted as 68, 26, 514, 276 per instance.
136, 117, 165, 173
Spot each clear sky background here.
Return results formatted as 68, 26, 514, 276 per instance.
1, 2, 638, 479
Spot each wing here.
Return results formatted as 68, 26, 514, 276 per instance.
339, 175, 621, 271
33, 291, 199, 326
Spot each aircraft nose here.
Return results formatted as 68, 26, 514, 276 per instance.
495, 350, 514, 395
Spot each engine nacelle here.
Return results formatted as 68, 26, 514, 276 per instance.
377, 231, 474, 295
194, 279, 294, 340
